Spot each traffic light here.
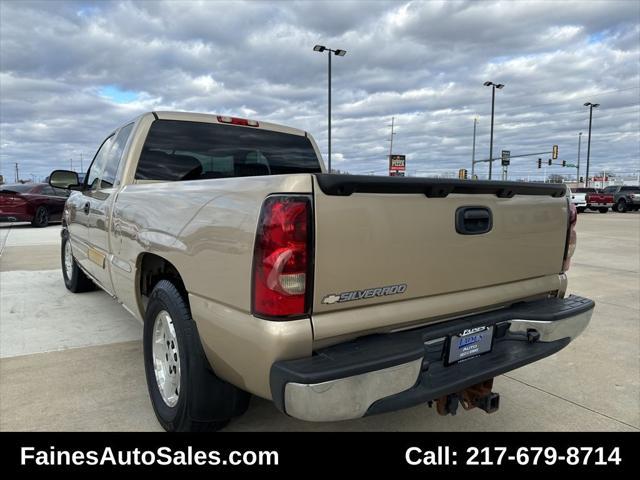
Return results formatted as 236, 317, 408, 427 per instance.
548, 159, 552, 166
580, 177, 584, 183
537, 158, 542, 169
552, 145, 558, 160
562, 160, 566, 167
458, 168, 468, 179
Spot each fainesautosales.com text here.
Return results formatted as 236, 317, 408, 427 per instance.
20, 446, 279, 467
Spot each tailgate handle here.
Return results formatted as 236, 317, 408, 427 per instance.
456, 207, 492, 235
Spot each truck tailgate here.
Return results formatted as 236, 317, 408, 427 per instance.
311, 175, 568, 339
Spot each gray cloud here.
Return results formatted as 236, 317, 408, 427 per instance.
0, 0, 638, 182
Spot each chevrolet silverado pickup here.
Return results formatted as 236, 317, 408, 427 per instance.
49, 111, 594, 432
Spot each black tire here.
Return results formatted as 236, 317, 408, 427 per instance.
31, 206, 49, 227
615, 199, 627, 213
143, 279, 250, 432
599, 208, 608, 213
61, 234, 95, 293
577, 207, 586, 213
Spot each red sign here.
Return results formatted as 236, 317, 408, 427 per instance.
389, 154, 406, 173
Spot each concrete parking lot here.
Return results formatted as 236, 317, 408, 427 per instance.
1, 212, 638, 432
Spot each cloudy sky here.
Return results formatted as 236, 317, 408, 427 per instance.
1, 0, 639, 182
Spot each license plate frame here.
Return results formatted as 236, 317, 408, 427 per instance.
446, 325, 494, 365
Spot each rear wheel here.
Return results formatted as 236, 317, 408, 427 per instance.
143, 279, 250, 432
615, 199, 627, 213
599, 207, 609, 213
31, 206, 49, 227
61, 234, 95, 292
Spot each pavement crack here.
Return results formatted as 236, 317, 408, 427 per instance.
0, 225, 11, 256
503, 374, 639, 430
571, 262, 639, 274
592, 299, 640, 312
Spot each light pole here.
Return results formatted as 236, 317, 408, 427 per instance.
471, 117, 478, 178
313, 45, 347, 173
583, 102, 599, 187
577, 132, 582, 185
388, 116, 396, 158
483, 81, 504, 180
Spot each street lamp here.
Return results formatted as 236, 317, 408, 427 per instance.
313, 44, 347, 173
577, 132, 583, 185
583, 102, 599, 187
483, 81, 504, 180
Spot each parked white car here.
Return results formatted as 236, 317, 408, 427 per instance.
568, 187, 596, 213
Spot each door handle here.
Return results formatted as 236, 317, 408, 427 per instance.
83, 202, 90, 215
456, 207, 492, 235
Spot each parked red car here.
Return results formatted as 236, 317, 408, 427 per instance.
0, 183, 69, 227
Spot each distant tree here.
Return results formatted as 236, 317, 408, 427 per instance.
547, 174, 566, 184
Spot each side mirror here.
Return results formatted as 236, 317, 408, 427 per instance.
49, 170, 80, 189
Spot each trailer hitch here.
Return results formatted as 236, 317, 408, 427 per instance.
435, 379, 500, 415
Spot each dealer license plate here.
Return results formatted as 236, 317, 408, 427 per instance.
447, 325, 494, 364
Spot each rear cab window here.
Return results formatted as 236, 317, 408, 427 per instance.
134, 120, 321, 182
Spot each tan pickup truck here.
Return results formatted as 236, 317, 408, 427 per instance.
49, 111, 594, 432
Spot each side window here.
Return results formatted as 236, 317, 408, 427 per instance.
53, 187, 70, 198
100, 123, 133, 189
86, 135, 115, 190
41, 186, 56, 196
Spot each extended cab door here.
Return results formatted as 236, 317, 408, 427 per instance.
85, 123, 134, 291
67, 134, 115, 274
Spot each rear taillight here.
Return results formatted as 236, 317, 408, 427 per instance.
562, 201, 577, 272
252, 196, 312, 318
0, 194, 25, 206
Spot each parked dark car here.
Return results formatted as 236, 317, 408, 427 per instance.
0, 183, 69, 227
602, 185, 640, 213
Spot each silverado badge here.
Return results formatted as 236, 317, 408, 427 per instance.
322, 284, 408, 305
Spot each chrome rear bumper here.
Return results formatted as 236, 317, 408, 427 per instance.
284, 359, 423, 422
507, 309, 592, 343
272, 295, 594, 422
